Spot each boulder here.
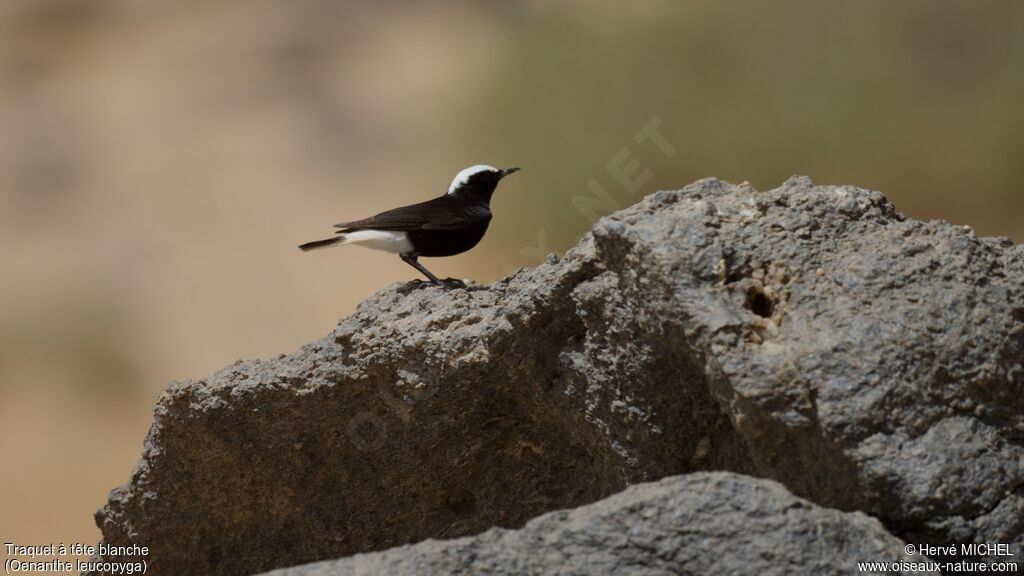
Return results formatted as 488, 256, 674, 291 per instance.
91, 177, 1023, 575
259, 472, 939, 576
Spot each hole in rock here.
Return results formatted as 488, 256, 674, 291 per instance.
746, 288, 774, 318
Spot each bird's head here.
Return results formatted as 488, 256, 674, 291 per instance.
447, 164, 520, 202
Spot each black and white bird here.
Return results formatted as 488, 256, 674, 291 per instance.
299, 164, 520, 284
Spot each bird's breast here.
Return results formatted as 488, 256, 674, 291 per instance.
406, 224, 490, 257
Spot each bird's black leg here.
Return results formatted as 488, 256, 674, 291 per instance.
400, 252, 441, 285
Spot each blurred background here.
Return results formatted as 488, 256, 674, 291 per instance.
2, 0, 1022, 557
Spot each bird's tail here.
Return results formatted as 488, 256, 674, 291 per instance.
298, 235, 345, 252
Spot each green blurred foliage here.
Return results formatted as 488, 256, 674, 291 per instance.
471, 1, 1024, 266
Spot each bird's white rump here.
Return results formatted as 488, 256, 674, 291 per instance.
339, 230, 414, 254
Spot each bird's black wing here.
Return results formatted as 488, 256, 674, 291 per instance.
333, 195, 490, 232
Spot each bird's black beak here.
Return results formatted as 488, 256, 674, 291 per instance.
499, 167, 521, 178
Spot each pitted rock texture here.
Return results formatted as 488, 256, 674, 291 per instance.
91, 177, 1023, 575
259, 472, 938, 576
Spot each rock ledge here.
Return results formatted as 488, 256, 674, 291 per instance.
92, 177, 1023, 575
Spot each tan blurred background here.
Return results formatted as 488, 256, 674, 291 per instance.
2, 0, 1022, 559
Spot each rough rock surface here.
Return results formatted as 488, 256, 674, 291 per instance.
259, 472, 938, 576
91, 177, 1023, 575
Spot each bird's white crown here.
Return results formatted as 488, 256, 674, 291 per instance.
448, 164, 499, 194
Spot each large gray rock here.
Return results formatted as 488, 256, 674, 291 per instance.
260, 472, 938, 576
91, 177, 1023, 575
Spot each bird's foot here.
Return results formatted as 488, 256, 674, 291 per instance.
397, 279, 430, 294
397, 277, 467, 294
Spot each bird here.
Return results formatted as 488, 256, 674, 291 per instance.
299, 164, 520, 285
